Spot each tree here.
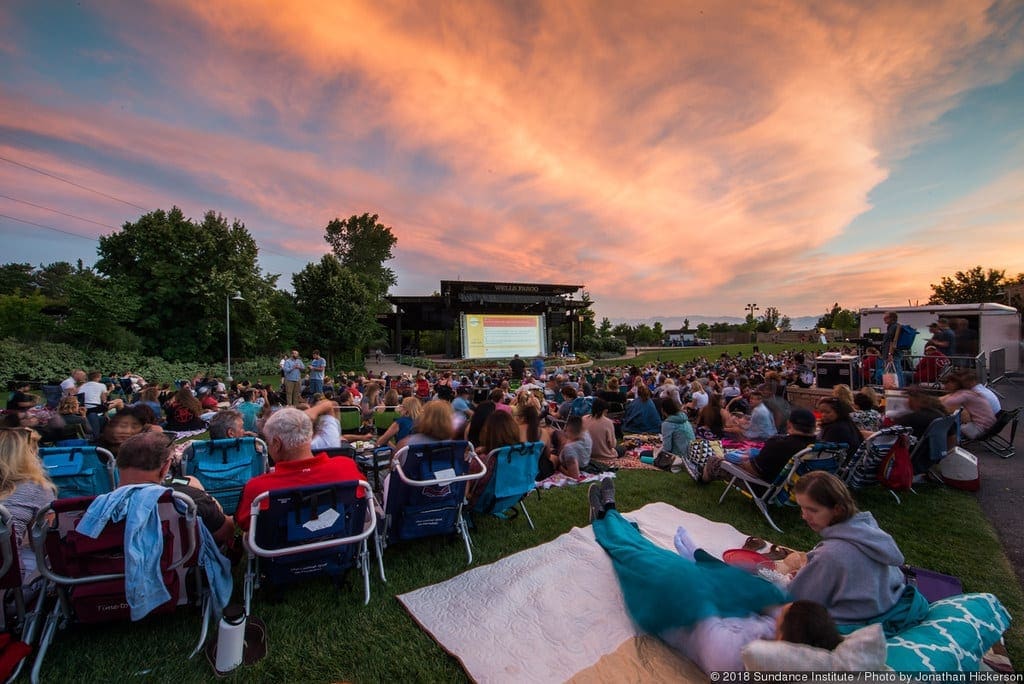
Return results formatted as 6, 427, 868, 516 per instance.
60, 270, 142, 351
597, 317, 613, 337
816, 303, 858, 332
324, 213, 398, 300
928, 266, 1019, 305
778, 316, 792, 331
682, 318, 690, 331
0, 263, 35, 295
292, 255, 382, 361
696, 323, 710, 338
96, 207, 280, 360
611, 323, 633, 344
0, 293, 56, 341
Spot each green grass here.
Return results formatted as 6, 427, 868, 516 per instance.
36, 471, 1023, 682
608, 342, 829, 368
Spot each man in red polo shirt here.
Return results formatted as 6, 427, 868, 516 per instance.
235, 407, 364, 530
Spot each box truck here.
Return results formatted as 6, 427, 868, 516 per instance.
858, 303, 1020, 374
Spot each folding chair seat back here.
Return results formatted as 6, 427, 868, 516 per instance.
843, 427, 913, 490
40, 446, 118, 499
386, 441, 483, 544
247, 481, 373, 590
182, 437, 267, 516
970, 407, 1020, 458
0, 505, 22, 590
909, 412, 959, 467
773, 442, 848, 506
473, 442, 541, 518
334, 406, 363, 432
34, 492, 199, 623
373, 406, 400, 435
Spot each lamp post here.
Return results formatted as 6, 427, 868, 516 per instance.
745, 303, 759, 344
226, 292, 244, 381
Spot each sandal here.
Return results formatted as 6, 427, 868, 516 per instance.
764, 544, 793, 561
743, 536, 767, 552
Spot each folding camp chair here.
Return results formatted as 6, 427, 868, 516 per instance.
39, 446, 117, 499
717, 442, 848, 532
840, 426, 915, 502
181, 437, 268, 516
372, 406, 400, 436
383, 441, 486, 564
28, 491, 209, 684
965, 407, 1020, 459
0, 504, 47, 682
472, 441, 542, 529
908, 411, 961, 472
334, 405, 363, 433
243, 480, 380, 610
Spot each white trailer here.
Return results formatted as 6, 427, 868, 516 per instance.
858, 303, 1020, 374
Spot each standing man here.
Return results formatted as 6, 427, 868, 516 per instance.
60, 369, 86, 397
308, 350, 327, 397
531, 354, 545, 381
877, 311, 901, 385
509, 354, 526, 380
282, 348, 305, 406
929, 318, 956, 356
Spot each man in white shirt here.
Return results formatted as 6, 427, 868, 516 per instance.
60, 369, 86, 397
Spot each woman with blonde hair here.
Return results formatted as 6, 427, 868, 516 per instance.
376, 396, 421, 448
57, 395, 91, 437
0, 428, 57, 573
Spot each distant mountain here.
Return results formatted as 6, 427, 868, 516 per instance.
607, 315, 822, 331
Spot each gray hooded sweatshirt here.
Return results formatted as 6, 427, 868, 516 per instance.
786, 511, 905, 623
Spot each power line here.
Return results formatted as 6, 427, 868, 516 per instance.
0, 194, 118, 230
0, 154, 149, 211
0, 213, 98, 241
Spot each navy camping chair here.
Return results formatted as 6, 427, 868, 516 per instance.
181, 437, 268, 516
243, 480, 380, 610
717, 442, 849, 532
383, 440, 486, 564
472, 441, 542, 529
39, 446, 117, 499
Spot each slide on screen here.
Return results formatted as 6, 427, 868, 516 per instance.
461, 314, 546, 359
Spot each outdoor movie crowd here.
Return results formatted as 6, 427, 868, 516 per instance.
0, 312, 1011, 675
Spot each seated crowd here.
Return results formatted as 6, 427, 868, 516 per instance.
0, 349, 1009, 674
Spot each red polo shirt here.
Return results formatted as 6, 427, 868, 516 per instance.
235, 452, 364, 530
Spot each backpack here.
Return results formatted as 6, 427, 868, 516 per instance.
877, 433, 913, 491
570, 396, 593, 417
896, 324, 918, 350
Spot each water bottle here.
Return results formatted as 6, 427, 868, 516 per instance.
214, 604, 246, 673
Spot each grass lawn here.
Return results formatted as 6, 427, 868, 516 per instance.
36, 469, 1022, 682
606, 342, 830, 367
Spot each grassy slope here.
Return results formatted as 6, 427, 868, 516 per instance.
38, 470, 1022, 682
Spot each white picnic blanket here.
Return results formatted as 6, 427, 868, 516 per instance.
398, 502, 750, 683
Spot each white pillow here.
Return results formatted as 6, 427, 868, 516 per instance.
741, 623, 888, 671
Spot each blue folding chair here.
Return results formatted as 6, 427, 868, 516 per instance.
181, 437, 268, 516
39, 446, 117, 499
383, 440, 486, 564
243, 480, 380, 610
472, 441, 542, 529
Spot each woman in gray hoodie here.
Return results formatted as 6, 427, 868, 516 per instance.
787, 472, 928, 635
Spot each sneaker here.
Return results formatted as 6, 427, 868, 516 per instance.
588, 483, 604, 522
599, 477, 616, 512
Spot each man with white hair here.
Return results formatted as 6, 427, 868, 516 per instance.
235, 407, 363, 530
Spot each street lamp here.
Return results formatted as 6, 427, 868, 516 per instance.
745, 303, 759, 343
226, 292, 244, 381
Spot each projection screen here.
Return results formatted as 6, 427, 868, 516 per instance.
461, 313, 546, 359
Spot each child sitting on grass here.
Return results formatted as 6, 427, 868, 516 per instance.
554, 416, 592, 478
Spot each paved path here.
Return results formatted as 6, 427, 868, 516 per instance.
365, 355, 1024, 591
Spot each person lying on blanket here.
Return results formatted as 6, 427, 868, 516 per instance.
587, 478, 844, 673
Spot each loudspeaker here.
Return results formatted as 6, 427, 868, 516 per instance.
815, 360, 860, 390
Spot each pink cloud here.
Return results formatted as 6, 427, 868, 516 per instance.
2, 1, 1023, 319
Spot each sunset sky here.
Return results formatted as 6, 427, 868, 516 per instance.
2, 1, 1023, 321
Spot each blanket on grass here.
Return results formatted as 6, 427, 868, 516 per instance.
397, 502, 749, 683
535, 471, 613, 490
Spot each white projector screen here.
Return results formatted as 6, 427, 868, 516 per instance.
461, 313, 546, 359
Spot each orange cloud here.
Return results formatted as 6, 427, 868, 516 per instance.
2, 1, 1023, 319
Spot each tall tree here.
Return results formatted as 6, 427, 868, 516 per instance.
323, 213, 398, 300
597, 317, 613, 337
0, 263, 35, 295
928, 266, 1016, 305
96, 207, 279, 360
292, 255, 382, 361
